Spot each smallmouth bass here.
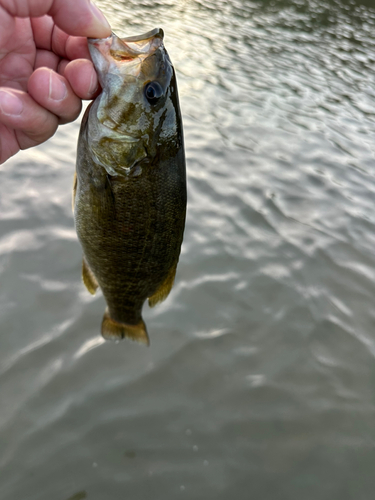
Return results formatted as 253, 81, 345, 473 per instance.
74, 28, 186, 344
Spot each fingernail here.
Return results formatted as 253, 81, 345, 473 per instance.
49, 71, 67, 101
88, 71, 98, 96
89, 2, 111, 36
0, 90, 23, 116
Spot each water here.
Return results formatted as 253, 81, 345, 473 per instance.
1, 0, 375, 498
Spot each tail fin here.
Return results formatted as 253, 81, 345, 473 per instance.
101, 309, 150, 345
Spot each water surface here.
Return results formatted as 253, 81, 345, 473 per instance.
1, 1, 375, 499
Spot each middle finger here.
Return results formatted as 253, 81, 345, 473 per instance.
34, 50, 60, 72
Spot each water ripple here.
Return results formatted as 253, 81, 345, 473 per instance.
1, 0, 375, 498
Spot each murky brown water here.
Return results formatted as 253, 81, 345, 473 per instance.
1, 1, 375, 499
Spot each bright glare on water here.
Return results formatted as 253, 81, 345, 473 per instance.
1, 1, 375, 499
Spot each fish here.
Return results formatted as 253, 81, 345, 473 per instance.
73, 28, 186, 344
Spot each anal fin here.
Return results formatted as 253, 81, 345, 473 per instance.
148, 263, 177, 308
82, 256, 99, 295
101, 309, 150, 345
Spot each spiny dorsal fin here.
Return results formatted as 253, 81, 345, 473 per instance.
148, 263, 177, 308
101, 309, 150, 345
82, 256, 99, 295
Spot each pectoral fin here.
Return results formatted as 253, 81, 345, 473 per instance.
148, 263, 177, 308
72, 172, 77, 213
101, 309, 150, 345
82, 256, 99, 295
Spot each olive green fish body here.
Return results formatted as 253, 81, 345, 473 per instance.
74, 29, 186, 342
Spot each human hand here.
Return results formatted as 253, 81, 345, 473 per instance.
0, 0, 111, 164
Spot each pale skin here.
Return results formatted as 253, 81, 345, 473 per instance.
0, 0, 112, 164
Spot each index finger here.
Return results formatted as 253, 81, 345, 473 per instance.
48, 0, 111, 38
31, 17, 92, 61
0, 0, 111, 38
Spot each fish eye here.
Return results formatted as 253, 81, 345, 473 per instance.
144, 82, 163, 105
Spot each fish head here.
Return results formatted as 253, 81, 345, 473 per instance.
87, 28, 182, 175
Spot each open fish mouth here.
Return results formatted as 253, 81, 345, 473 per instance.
88, 28, 164, 81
